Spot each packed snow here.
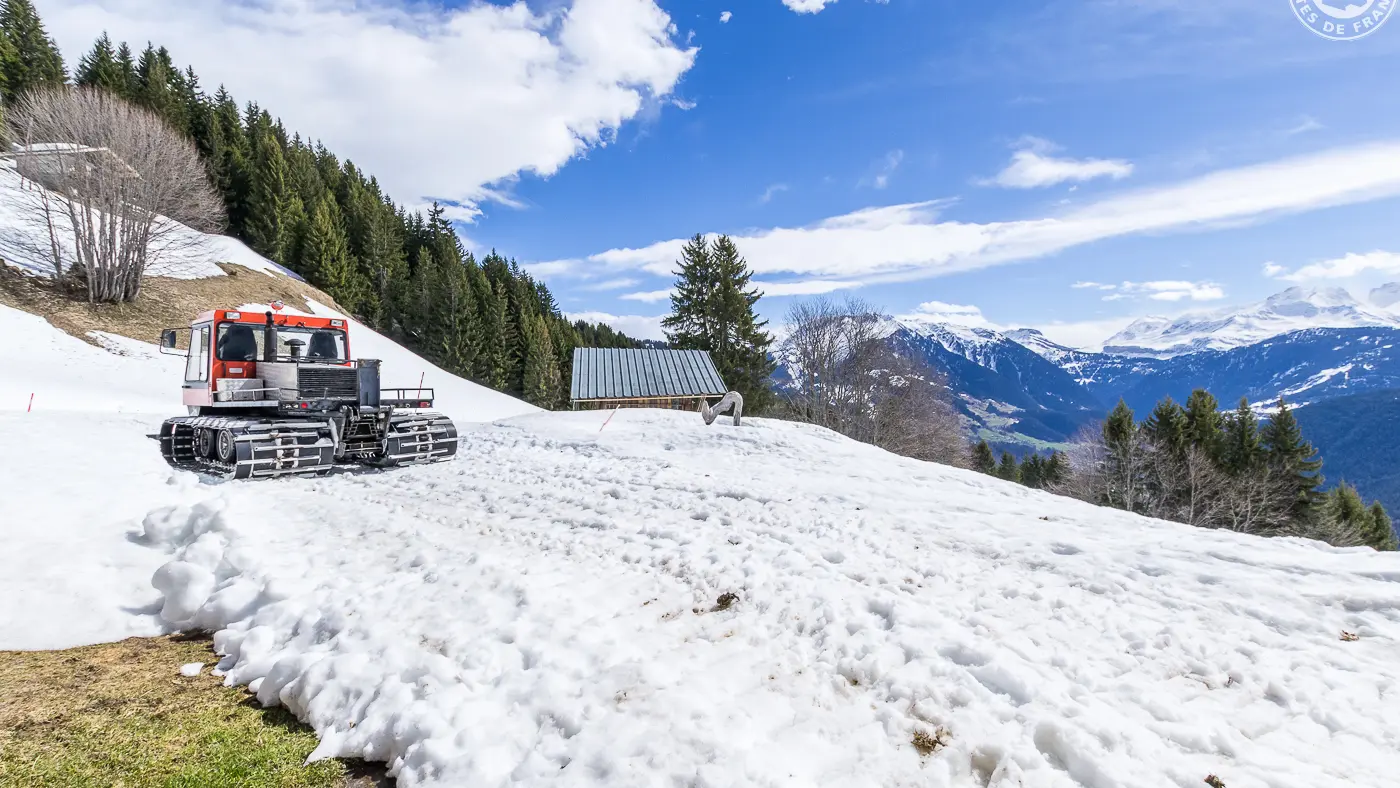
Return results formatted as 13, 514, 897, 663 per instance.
4, 301, 1400, 787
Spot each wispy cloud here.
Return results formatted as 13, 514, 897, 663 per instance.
1270, 251, 1400, 282
582, 277, 642, 291
1114, 280, 1225, 302
982, 137, 1133, 189
864, 149, 904, 190
1072, 281, 1118, 291
542, 141, 1400, 285
619, 289, 674, 303
720, 10, 732, 23
898, 300, 998, 329
1285, 116, 1324, 136
897, 300, 1135, 351
759, 183, 789, 204
43, 0, 696, 217
754, 280, 863, 297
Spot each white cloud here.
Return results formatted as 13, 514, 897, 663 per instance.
582, 277, 642, 291
1027, 317, 1139, 351
984, 138, 1133, 189
1072, 281, 1118, 291
868, 150, 904, 190
720, 11, 733, 23
759, 183, 789, 204
44, 0, 696, 218
1116, 280, 1225, 302
782, 0, 837, 12
1274, 250, 1400, 282
545, 141, 1400, 286
619, 288, 674, 303
671, 98, 697, 110
1285, 116, 1324, 136
753, 280, 863, 297
567, 311, 666, 341
898, 301, 998, 329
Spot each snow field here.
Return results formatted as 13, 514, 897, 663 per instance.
140, 409, 1400, 787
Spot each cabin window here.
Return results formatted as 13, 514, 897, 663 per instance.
185, 324, 210, 382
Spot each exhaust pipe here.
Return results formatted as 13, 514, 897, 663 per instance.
263, 311, 278, 363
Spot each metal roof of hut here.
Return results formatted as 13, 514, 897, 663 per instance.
570, 348, 728, 402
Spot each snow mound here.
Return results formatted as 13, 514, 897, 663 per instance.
140, 409, 1400, 787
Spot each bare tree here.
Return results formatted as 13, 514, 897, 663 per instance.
4, 86, 223, 302
777, 296, 967, 467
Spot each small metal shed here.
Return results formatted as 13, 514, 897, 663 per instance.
570, 348, 728, 411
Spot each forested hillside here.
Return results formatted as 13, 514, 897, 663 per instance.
0, 0, 642, 409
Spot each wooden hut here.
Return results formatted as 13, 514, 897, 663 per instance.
570, 347, 728, 411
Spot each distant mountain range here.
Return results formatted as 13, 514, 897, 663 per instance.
1099, 285, 1400, 357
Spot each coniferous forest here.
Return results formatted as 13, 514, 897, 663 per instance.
0, 0, 643, 410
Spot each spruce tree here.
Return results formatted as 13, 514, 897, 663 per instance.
1044, 451, 1068, 488
523, 314, 562, 408
708, 235, 775, 412
1368, 502, 1397, 552
1142, 397, 1187, 455
1183, 389, 1225, 460
1261, 398, 1323, 523
1221, 397, 1263, 476
971, 440, 996, 475
661, 234, 715, 349
0, 0, 66, 102
1021, 454, 1045, 489
76, 33, 125, 94
301, 195, 364, 309
114, 41, 138, 99
1103, 400, 1143, 511
245, 131, 291, 263
997, 452, 1020, 483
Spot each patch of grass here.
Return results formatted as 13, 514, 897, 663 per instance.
0, 634, 388, 788
911, 726, 951, 757
0, 261, 345, 349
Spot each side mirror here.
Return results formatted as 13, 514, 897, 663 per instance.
161, 329, 178, 349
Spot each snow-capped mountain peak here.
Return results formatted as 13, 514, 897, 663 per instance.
1101, 284, 1400, 357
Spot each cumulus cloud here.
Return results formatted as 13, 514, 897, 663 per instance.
984, 138, 1133, 189
43, 0, 696, 217
567, 311, 666, 341
1272, 250, 1400, 282
782, 0, 838, 12
720, 11, 733, 22
540, 141, 1400, 286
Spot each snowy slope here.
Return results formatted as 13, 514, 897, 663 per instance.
5, 303, 1400, 787
0, 161, 294, 280
1103, 285, 1400, 358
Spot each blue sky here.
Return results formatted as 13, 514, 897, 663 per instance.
41, 0, 1400, 345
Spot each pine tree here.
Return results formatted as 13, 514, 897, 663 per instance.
523, 314, 562, 408
663, 234, 774, 412
134, 44, 181, 124
245, 130, 291, 263
1368, 502, 1397, 552
997, 452, 1020, 483
662, 234, 715, 349
0, 0, 66, 102
114, 41, 138, 99
1261, 397, 1323, 523
1021, 454, 1045, 489
75, 33, 125, 94
300, 195, 365, 309
1183, 389, 1225, 460
1221, 397, 1263, 476
971, 440, 996, 475
1103, 400, 1144, 511
1044, 451, 1068, 488
1142, 397, 1187, 455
